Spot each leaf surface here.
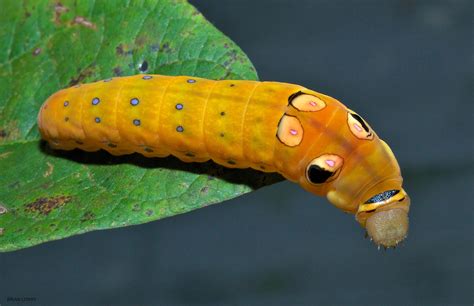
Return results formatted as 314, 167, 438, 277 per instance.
0, 0, 281, 252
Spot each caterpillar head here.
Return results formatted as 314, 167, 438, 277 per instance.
295, 102, 410, 248
358, 192, 410, 248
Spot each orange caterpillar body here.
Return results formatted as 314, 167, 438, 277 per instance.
38, 74, 410, 247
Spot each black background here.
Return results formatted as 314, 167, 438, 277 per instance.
1, 1, 473, 305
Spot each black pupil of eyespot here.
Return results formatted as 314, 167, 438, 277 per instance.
307, 165, 334, 184
364, 190, 400, 204
350, 113, 370, 133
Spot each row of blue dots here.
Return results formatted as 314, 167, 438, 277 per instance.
64, 95, 192, 109
64, 98, 188, 110
93, 117, 141, 126
64, 98, 140, 106
91, 116, 183, 132
91, 116, 184, 132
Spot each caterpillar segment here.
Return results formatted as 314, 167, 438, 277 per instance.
38, 74, 411, 248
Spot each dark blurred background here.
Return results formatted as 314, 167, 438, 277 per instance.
1, 0, 473, 305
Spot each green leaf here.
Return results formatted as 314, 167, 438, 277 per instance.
0, 0, 281, 252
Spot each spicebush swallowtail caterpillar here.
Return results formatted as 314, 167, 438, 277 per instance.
38, 74, 410, 248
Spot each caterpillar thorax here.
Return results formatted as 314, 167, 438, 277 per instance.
38, 74, 410, 248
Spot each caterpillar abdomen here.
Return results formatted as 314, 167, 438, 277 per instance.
38, 75, 304, 173
38, 74, 411, 248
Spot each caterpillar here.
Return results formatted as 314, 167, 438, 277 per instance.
38, 74, 411, 248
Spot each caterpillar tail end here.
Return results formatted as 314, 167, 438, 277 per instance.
365, 208, 409, 248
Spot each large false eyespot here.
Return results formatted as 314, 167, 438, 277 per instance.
276, 114, 303, 147
289, 91, 326, 112
306, 154, 343, 184
347, 111, 374, 140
